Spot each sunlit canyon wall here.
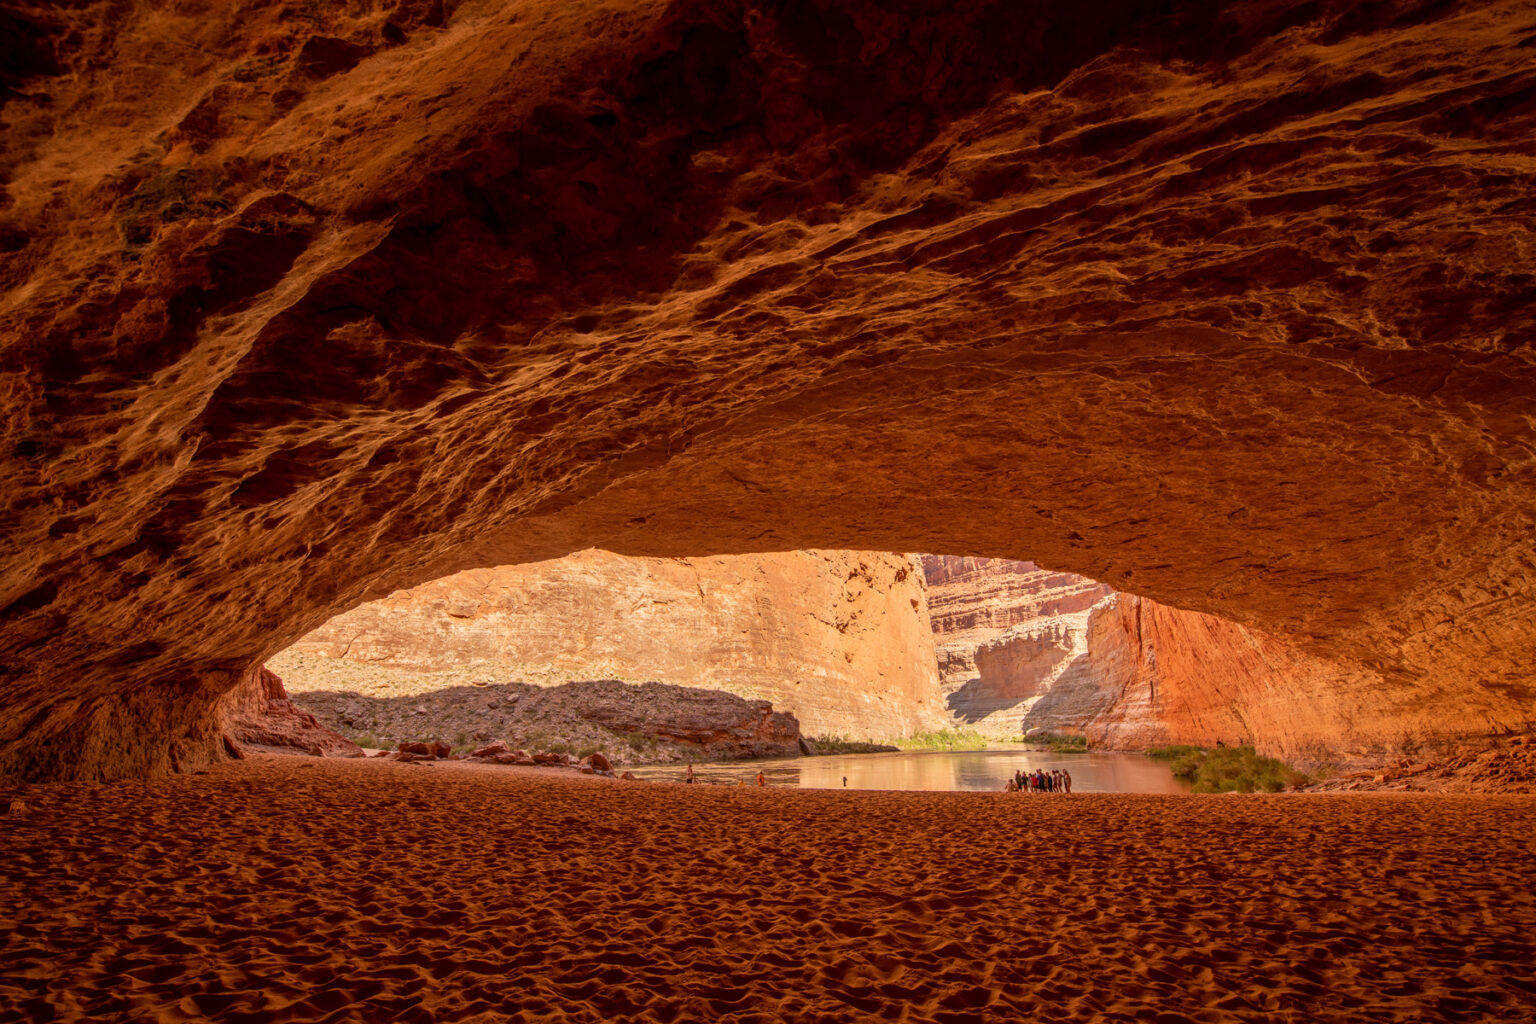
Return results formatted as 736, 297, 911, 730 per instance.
922, 557, 1521, 763
270, 549, 949, 741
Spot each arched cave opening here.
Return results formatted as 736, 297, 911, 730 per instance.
237, 547, 1521, 787
5, 2, 1536, 1022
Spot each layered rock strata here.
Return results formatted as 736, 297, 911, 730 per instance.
2, 0, 1535, 778
924, 557, 1524, 766
923, 556, 1113, 734
272, 549, 946, 742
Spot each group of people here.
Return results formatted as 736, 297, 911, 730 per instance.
1006, 767, 1071, 794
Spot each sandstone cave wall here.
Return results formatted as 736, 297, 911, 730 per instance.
2, 0, 1534, 779
269, 549, 949, 742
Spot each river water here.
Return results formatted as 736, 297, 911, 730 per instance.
624, 748, 1190, 793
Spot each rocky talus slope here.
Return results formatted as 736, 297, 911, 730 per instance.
2, 0, 1534, 779
295, 678, 802, 764
1304, 734, 1536, 793
273, 549, 946, 742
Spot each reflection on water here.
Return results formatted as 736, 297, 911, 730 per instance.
624, 749, 1190, 793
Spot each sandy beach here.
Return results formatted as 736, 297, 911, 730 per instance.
3, 756, 1534, 1023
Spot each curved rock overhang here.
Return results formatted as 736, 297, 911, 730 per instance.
1, 0, 1533, 778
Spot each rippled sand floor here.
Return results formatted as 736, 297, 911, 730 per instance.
3, 756, 1534, 1023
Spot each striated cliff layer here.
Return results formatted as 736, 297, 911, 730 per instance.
923, 556, 1518, 765
923, 555, 1113, 734
1, 0, 1534, 779
271, 549, 947, 742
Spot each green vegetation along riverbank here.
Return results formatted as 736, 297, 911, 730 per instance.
1147, 744, 1310, 793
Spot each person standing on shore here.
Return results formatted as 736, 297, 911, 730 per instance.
757, 770, 766, 787
1063, 769, 1073, 794
686, 763, 696, 784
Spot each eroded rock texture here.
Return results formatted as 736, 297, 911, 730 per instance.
272, 549, 946, 741
2, 0, 1534, 778
216, 666, 364, 759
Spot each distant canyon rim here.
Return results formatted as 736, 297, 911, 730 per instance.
2, 0, 1535, 781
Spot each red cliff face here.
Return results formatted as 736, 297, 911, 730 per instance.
2, 0, 1534, 778
272, 549, 947, 742
216, 666, 364, 759
926, 559, 1528, 765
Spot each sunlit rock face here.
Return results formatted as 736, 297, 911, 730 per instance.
271, 550, 947, 742
2, 0, 1534, 778
922, 555, 1113, 734
1075, 594, 1413, 763
924, 557, 1512, 763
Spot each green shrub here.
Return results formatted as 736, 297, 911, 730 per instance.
807, 735, 894, 754
1042, 733, 1089, 752
1149, 745, 1308, 792
894, 729, 989, 752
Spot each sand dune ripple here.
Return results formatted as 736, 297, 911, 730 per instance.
2, 756, 1534, 1022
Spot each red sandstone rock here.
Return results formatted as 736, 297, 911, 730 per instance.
216, 668, 364, 760
471, 742, 509, 759
584, 752, 612, 772
398, 742, 433, 757
1, 0, 1535, 780
925, 558, 1532, 767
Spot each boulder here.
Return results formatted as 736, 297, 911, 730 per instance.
471, 741, 509, 759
